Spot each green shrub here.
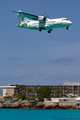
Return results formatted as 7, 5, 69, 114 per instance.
47, 97, 51, 101
17, 94, 26, 101
38, 96, 44, 102
4, 96, 12, 100
25, 97, 36, 101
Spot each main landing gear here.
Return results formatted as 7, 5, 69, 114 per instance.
66, 26, 69, 30
48, 29, 51, 33
39, 28, 52, 33
39, 28, 42, 31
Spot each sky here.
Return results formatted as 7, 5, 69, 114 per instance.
0, 0, 80, 85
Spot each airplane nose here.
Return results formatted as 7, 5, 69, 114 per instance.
69, 21, 72, 25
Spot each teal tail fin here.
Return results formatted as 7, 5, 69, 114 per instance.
12, 10, 29, 25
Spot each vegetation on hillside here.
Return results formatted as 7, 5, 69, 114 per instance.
4, 96, 12, 101
35, 86, 52, 98
52, 87, 62, 97
26, 86, 32, 96
17, 93, 26, 101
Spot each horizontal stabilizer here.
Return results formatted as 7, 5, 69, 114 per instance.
12, 10, 38, 20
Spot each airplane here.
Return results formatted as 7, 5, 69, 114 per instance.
12, 10, 72, 33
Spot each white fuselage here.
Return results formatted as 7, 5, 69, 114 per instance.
22, 18, 72, 30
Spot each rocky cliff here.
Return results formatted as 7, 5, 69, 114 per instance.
0, 99, 78, 109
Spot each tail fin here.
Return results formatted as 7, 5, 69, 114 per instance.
17, 10, 22, 24
17, 10, 29, 24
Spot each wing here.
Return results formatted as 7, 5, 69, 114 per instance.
12, 11, 38, 20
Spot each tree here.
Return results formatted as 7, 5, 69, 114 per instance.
62, 86, 66, 97
67, 89, 71, 94
5, 93, 7, 96
54, 87, 62, 97
74, 90, 77, 95
36, 86, 52, 98
26, 86, 32, 97
15, 84, 25, 94
34, 85, 40, 97
34, 85, 39, 91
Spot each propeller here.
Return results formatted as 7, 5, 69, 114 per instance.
41, 12, 49, 21
44, 12, 49, 18
43, 16, 46, 21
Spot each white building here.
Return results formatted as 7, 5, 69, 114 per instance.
0, 86, 15, 96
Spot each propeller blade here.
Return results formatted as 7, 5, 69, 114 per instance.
41, 12, 49, 21
43, 17, 46, 21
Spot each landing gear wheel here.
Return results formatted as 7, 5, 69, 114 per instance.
39, 29, 42, 31
48, 30, 51, 33
66, 26, 69, 30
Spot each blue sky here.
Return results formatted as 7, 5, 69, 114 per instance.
0, 0, 80, 85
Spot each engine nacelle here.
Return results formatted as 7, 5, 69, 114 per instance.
38, 16, 44, 20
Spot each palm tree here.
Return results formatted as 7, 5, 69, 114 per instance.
62, 86, 66, 97
67, 89, 71, 97
74, 90, 77, 96
34, 85, 40, 97
15, 84, 25, 94
52, 87, 56, 97
26, 86, 32, 97
5, 93, 7, 96
55, 87, 62, 97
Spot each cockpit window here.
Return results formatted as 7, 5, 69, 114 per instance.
62, 19, 68, 21
65, 19, 68, 21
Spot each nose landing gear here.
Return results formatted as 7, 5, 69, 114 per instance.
66, 26, 69, 30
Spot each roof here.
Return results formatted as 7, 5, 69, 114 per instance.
0, 86, 15, 89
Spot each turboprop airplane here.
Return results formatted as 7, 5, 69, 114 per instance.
12, 10, 72, 33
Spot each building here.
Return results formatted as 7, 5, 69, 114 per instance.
1, 82, 80, 97
10, 82, 80, 97
61, 82, 80, 97
0, 88, 3, 96
0, 86, 15, 97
